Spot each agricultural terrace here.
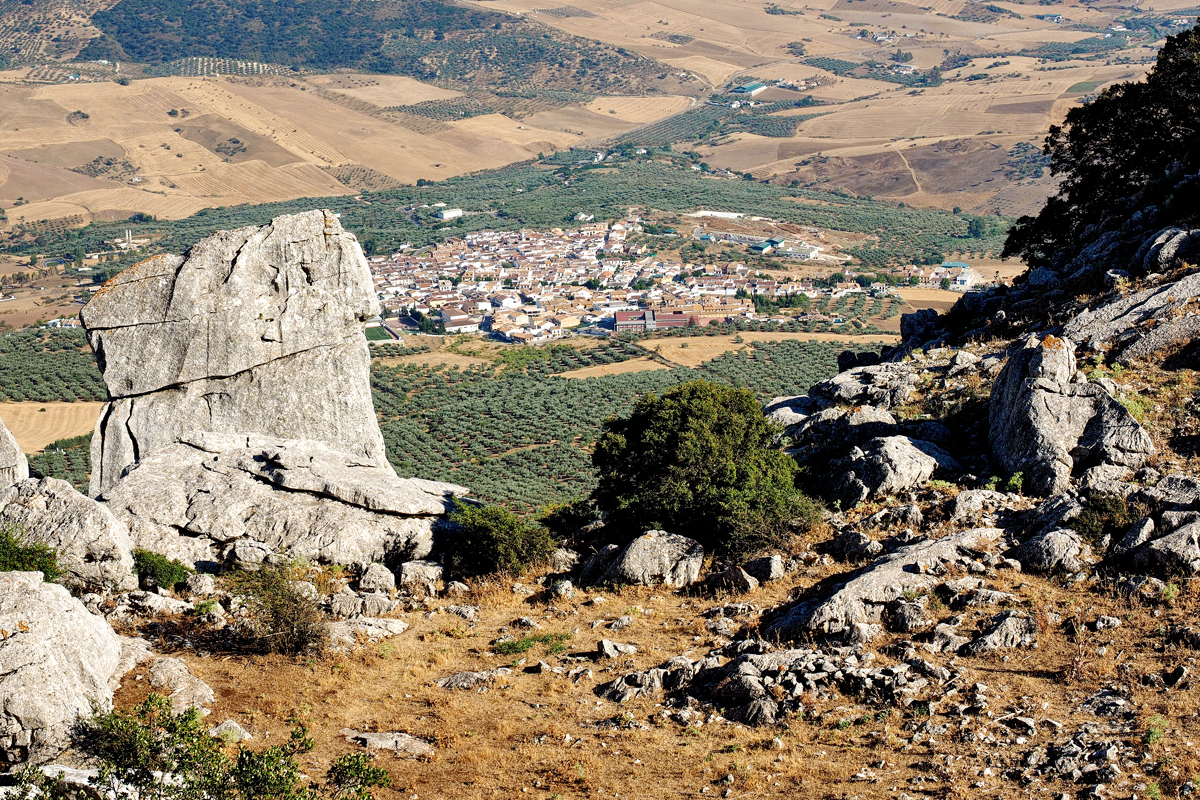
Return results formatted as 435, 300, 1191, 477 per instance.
5, 156, 1011, 272
10, 331, 863, 511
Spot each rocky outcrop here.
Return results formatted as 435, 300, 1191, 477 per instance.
809, 362, 919, 410
0, 572, 123, 766
0, 415, 28, 490
0, 478, 137, 592
82, 210, 386, 496
764, 527, 1004, 641
989, 335, 1154, 496
1063, 270, 1200, 366
593, 530, 705, 588
74, 211, 467, 571
100, 435, 461, 570
832, 436, 961, 508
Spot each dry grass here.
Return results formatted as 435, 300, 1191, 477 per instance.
117, 557, 1200, 800
0, 401, 102, 452
555, 356, 671, 379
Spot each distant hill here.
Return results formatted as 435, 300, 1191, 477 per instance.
79, 0, 664, 93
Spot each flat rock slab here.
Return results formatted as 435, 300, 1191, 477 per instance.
341, 729, 433, 757
327, 617, 410, 652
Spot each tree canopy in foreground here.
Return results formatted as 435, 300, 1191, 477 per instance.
590, 380, 819, 559
1002, 22, 1200, 272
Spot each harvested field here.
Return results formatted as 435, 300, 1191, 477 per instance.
555, 356, 671, 378
896, 286, 962, 314
304, 74, 462, 106
584, 95, 692, 123
0, 401, 102, 452
647, 331, 897, 368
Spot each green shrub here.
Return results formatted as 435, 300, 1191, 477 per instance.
16, 693, 390, 800
1069, 492, 1144, 544
495, 632, 571, 656
444, 504, 555, 578
132, 548, 192, 589
0, 524, 59, 581
228, 562, 328, 656
591, 380, 820, 560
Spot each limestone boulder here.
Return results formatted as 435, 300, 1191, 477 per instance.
832, 436, 961, 508
601, 530, 704, 588
99, 436, 449, 570
0, 478, 136, 592
989, 336, 1154, 496
809, 362, 919, 410
0, 572, 123, 766
1011, 528, 1094, 575
764, 527, 1003, 641
0, 415, 28, 490
82, 210, 387, 495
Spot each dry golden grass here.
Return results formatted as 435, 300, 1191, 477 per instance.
0, 401, 101, 451
304, 74, 462, 106
644, 331, 898, 367
117, 557, 1200, 800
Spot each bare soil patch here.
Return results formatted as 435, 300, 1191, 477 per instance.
555, 356, 671, 378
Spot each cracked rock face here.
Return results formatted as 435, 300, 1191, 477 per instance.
989, 335, 1154, 496
1063, 270, 1200, 366
82, 210, 385, 495
0, 414, 29, 490
100, 435, 457, 570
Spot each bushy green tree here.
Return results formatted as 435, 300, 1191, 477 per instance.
444, 504, 554, 577
590, 380, 819, 559
1003, 22, 1200, 269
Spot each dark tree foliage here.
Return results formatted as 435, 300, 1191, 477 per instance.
1002, 23, 1200, 270
443, 504, 554, 578
591, 380, 819, 559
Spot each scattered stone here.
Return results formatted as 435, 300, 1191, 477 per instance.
703, 567, 759, 595
209, 720, 253, 742
551, 579, 576, 599
445, 581, 470, 596
446, 605, 479, 621
963, 611, 1038, 656
435, 668, 511, 690
341, 729, 434, 757
742, 554, 784, 582
600, 531, 704, 588
148, 657, 215, 713
597, 639, 638, 659
331, 593, 364, 619
358, 563, 396, 594
185, 573, 217, 597
1012, 529, 1094, 575
1094, 616, 1122, 631
326, 617, 410, 652
399, 560, 443, 586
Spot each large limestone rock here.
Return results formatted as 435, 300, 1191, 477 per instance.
82, 210, 386, 495
100, 435, 460, 570
0, 478, 137, 592
832, 435, 961, 508
989, 335, 1154, 496
600, 530, 705, 588
809, 362, 919, 410
764, 527, 1003, 641
0, 415, 28, 490
0, 572, 123, 766
1063, 270, 1200, 366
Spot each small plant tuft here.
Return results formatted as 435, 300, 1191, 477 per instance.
228, 561, 328, 656
0, 523, 58, 581
133, 548, 192, 589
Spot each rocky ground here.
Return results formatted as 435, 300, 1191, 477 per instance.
4, 216, 1200, 800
